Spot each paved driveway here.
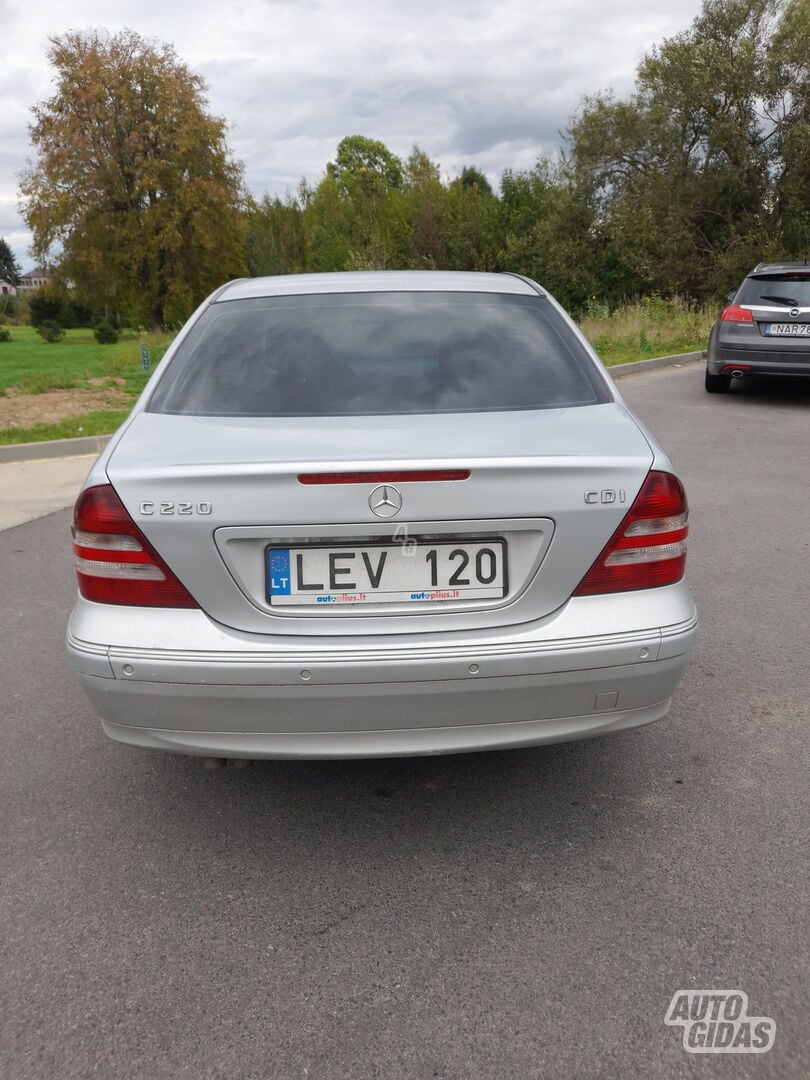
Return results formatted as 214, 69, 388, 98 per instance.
1, 364, 807, 1079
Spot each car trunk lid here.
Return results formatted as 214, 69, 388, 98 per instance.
105, 405, 654, 636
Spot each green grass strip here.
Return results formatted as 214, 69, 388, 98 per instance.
0, 410, 131, 445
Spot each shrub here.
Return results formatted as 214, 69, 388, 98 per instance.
583, 295, 610, 320
93, 320, 119, 344
29, 286, 93, 328
588, 334, 610, 356
69, 301, 94, 328
0, 327, 11, 342
29, 291, 64, 327
36, 319, 65, 343
640, 293, 671, 323
10, 296, 30, 325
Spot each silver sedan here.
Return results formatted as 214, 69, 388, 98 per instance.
67, 271, 697, 758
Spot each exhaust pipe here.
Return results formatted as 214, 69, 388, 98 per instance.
729, 369, 746, 379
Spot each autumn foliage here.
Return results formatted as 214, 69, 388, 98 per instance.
20, 29, 246, 330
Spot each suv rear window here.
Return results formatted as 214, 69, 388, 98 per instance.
738, 272, 810, 307
148, 292, 610, 417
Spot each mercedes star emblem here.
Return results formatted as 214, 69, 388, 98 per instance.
368, 484, 403, 518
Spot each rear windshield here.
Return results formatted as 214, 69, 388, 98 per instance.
148, 291, 610, 417
739, 272, 810, 307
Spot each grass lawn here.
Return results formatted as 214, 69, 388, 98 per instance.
0, 325, 172, 397
0, 326, 175, 444
0, 410, 133, 446
580, 297, 713, 365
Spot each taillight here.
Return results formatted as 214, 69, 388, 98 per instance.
72, 485, 198, 607
720, 305, 753, 323
574, 471, 688, 595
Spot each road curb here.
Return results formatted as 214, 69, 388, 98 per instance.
608, 350, 704, 377
0, 351, 705, 462
0, 434, 111, 464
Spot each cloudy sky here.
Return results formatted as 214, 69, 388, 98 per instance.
1, 0, 704, 271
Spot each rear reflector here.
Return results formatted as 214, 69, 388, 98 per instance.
72, 485, 198, 607
298, 469, 470, 484
720, 305, 754, 323
574, 471, 688, 595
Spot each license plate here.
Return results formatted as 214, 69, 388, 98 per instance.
266, 539, 507, 606
763, 323, 810, 336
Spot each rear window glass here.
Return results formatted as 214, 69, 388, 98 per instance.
148, 291, 610, 417
739, 273, 810, 307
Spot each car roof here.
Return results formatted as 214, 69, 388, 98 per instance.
215, 270, 542, 302
750, 262, 810, 276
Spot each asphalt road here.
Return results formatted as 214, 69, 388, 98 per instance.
1, 364, 808, 1079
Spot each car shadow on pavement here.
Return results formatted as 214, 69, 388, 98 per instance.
724, 376, 810, 405
127, 721, 688, 877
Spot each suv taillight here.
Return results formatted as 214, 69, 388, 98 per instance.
720, 305, 753, 323
574, 471, 688, 595
72, 485, 198, 607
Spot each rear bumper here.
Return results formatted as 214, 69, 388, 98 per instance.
67, 588, 697, 758
98, 697, 676, 759
708, 344, 810, 378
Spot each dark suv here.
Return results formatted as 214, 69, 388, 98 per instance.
705, 262, 810, 392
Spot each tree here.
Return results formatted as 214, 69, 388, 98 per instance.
497, 161, 610, 310
458, 166, 494, 199
443, 173, 500, 271
28, 285, 65, 327
19, 29, 247, 329
403, 147, 447, 268
28, 280, 93, 328
567, 0, 810, 300
304, 172, 356, 271
767, 0, 810, 253
308, 136, 408, 270
244, 190, 307, 277
0, 237, 21, 285
326, 135, 404, 196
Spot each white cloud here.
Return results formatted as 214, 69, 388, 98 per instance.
1, 0, 704, 269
